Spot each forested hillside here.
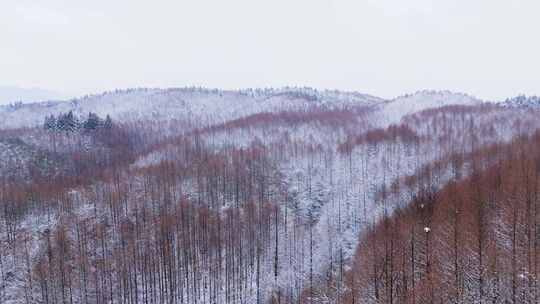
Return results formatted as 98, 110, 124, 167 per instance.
342, 132, 540, 304
0, 88, 538, 304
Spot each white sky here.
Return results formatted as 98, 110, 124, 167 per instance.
1, 0, 539, 100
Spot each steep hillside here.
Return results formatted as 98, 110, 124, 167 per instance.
0, 137, 59, 181
341, 132, 540, 304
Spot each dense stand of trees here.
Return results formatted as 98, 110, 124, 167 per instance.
25, 140, 287, 304
44, 112, 113, 133
341, 131, 540, 304
1, 104, 540, 304
2, 122, 288, 303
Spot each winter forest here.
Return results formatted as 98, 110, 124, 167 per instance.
1, 87, 540, 304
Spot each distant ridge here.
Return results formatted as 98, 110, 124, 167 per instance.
0, 87, 385, 129
0, 85, 65, 105
501, 95, 540, 108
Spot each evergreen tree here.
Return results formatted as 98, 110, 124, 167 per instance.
103, 114, 113, 130
83, 112, 101, 131
58, 111, 80, 133
56, 113, 66, 132
43, 114, 57, 131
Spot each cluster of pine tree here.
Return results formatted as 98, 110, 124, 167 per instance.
44, 111, 113, 133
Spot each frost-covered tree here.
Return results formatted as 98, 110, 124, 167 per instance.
43, 114, 57, 131
83, 112, 102, 131
57, 111, 80, 133
103, 114, 113, 130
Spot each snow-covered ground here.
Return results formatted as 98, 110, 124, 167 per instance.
0, 87, 384, 130
500, 95, 540, 108
377, 90, 485, 126
1, 87, 537, 304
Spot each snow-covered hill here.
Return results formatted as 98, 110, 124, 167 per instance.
0, 87, 384, 129
0, 137, 58, 181
379, 90, 484, 125
0, 88, 490, 131
1, 86, 538, 304
500, 95, 540, 108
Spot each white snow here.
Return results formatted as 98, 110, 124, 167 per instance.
379, 90, 484, 126
0, 87, 384, 130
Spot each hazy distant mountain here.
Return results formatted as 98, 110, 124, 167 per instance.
0, 85, 64, 105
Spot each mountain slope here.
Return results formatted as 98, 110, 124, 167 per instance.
0, 137, 58, 181
1, 86, 531, 304
0, 87, 384, 129
501, 95, 540, 108
380, 90, 484, 125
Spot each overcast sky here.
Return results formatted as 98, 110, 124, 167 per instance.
1, 0, 539, 101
